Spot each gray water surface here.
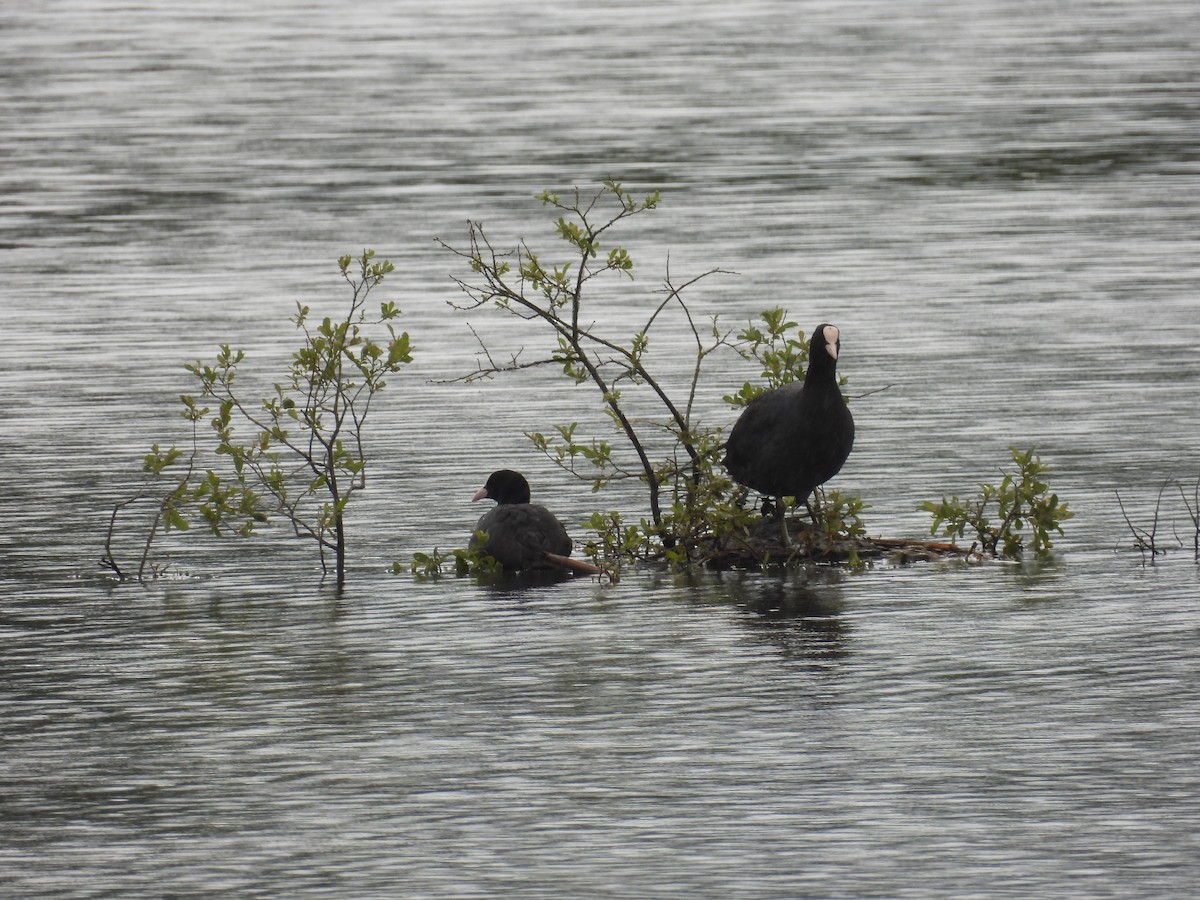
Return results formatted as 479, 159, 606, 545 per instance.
2, 1, 1199, 896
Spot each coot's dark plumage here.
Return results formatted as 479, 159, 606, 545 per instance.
724, 323, 855, 516
470, 469, 574, 571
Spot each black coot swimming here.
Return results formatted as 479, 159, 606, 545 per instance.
723, 323, 855, 521
470, 469, 587, 572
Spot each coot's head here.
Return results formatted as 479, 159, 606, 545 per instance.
813, 323, 840, 359
806, 324, 842, 379
472, 469, 532, 505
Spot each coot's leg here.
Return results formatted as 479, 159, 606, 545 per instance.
803, 492, 820, 530
774, 496, 791, 545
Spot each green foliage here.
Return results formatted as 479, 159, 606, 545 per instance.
581, 511, 657, 569
920, 446, 1073, 558
725, 307, 812, 406
103, 250, 411, 587
724, 306, 850, 406
406, 539, 503, 580
814, 488, 868, 540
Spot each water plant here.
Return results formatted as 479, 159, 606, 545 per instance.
102, 250, 412, 588
919, 446, 1073, 559
405, 540, 503, 579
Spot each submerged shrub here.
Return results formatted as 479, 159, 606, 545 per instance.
920, 446, 1073, 559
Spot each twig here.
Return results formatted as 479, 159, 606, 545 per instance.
850, 383, 895, 400
1178, 476, 1200, 563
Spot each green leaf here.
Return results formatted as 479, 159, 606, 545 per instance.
387, 331, 413, 367
164, 505, 190, 532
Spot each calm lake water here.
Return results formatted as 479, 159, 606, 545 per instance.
3, 0, 1199, 896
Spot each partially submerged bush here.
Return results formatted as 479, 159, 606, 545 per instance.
920, 446, 1073, 559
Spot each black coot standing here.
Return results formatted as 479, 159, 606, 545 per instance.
470, 469, 590, 573
723, 323, 855, 523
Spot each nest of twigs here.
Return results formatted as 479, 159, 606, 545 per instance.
695, 515, 971, 569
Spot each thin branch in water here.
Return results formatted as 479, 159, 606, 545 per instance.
1177, 476, 1200, 563
1115, 485, 1170, 562
850, 383, 896, 401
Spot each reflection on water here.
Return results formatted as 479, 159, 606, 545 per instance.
2, 0, 1200, 895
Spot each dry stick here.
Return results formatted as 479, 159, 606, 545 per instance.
100, 501, 129, 580
850, 384, 896, 400
102, 464, 179, 580
1177, 478, 1200, 562
1114, 490, 1145, 557
1150, 481, 1171, 556
1115, 488, 1164, 560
